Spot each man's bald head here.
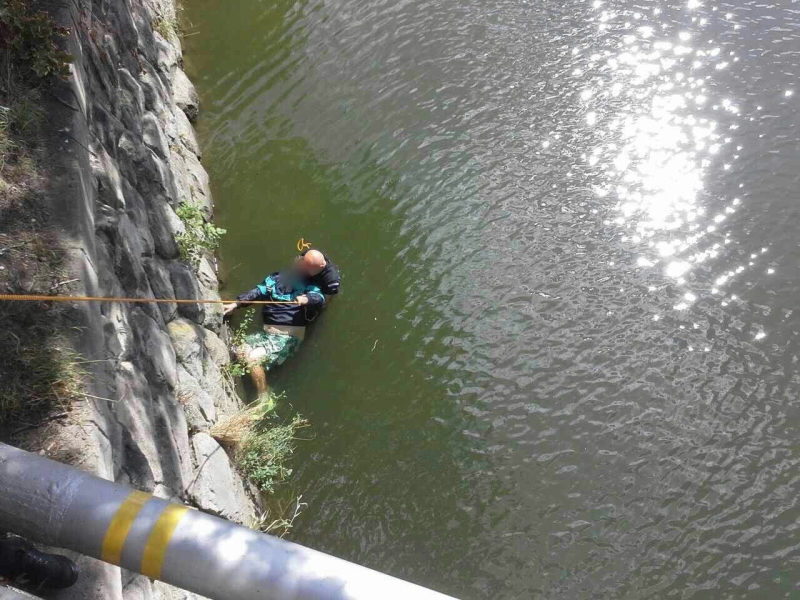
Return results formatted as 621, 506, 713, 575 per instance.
299, 249, 326, 276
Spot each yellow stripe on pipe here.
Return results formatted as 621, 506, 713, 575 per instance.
101, 490, 152, 565
140, 503, 190, 579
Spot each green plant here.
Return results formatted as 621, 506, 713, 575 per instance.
238, 412, 308, 493
0, 226, 80, 423
224, 309, 255, 378
211, 393, 308, 494
4, 85, 43, 138
175, 201, 226, 268
0, 0, 72, 79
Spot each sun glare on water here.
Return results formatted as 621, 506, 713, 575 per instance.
568, 2, 773, 322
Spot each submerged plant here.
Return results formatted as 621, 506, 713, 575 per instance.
251, 494, 307, 538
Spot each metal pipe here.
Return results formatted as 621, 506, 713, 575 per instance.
0, 443, 458, 600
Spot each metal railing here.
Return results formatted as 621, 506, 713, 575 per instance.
0, 442, 458, 600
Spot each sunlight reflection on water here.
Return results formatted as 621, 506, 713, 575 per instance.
576, 0, 774, 331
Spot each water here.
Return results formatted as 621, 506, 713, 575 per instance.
182, 0, 800, 597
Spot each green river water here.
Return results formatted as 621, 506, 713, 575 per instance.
183, 0, 800, 597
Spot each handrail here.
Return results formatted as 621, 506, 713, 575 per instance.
0, 442, 458, 600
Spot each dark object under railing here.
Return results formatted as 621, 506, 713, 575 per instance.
0, 535, 78, 590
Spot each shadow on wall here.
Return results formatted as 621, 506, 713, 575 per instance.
0, 75, 83, 445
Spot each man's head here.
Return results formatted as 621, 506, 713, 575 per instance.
295, 249, 327, 277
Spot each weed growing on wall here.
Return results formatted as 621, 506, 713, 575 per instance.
237, 412, 308, 494
211, 394, 309, 494
152, 15, 181, 40
175, 201, 226, 268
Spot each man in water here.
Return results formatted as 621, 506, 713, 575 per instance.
223, 249, 340, 396
296, 248, 341, 297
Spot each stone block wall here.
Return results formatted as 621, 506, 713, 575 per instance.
33, 1, 257, 598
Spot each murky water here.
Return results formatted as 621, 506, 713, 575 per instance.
183, 0, 800, 597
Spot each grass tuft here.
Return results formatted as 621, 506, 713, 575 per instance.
209, 393, 277, 446
0, 195, 84, 429
152, 15, 181, 41
210, 393, 308, 494
0, 316, 85, 418
237, 413, 307, 494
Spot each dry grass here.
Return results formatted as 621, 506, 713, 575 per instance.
0, 58, 84, 436
210, 394, 277, 446
152, 15, 181, 41
251, 494, 307, 538
0, 84, 42, 194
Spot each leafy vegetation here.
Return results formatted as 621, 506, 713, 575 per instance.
237, 412, 307, 493
0, 134, 83, 430
0, 0, 55, 189
0, 96, 82, 427
175, 201, 226, 268
210, 393, 308, 494
224, 308, 255, 379
0, 0, 72, 79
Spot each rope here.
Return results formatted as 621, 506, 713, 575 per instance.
0, 240, 321, 306
0, 294, 299, 306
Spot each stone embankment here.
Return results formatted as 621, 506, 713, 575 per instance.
34, 1, 256, 598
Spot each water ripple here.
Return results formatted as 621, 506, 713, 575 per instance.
186, 0, 800, 596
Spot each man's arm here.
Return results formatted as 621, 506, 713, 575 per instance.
321, 280, 340, 296
223, 275, 277, 316
319, 268, 340, 296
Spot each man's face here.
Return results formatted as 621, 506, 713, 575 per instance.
293, 254, 324, 277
